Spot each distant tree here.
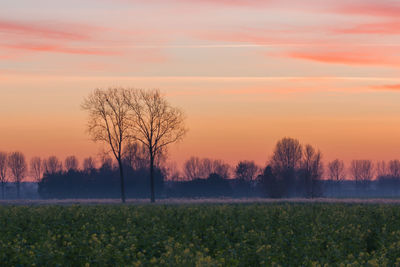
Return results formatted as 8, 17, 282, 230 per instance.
184, 157, 202, 180
83, 157, 96, 173
123, 142, 148, 171
183, 157, 231, 180
376, 160, 388, 178
260, 165, 282, 198
30, 157, 44, 182
389, 160, 400, 177
124, 89, 187, 202
300, 144, 323, 198
0, 152, 8, 199
44, 156, 63, 174
82, 88, 131, 203
64, 156, 79, 172
8, 152, 27, 198
165, 161, 181, 181
235, 161, 259, 181
350, 160, 374, 187
100, 156, 114, 171
271, 137, 303, 171
328, 159, 345, 182
270, 137, 303, 197
212, 160, 231, 179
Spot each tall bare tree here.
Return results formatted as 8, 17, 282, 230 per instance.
350, 160, 374, 187
30, 157, 43, 182
82, 88, 131, 203
328, 159, 345, 182
65, 156, 79, 172
8, 152, 27, 198
44, 156, 63, 174
124, 88, 187, 202
0, 152, 8, 199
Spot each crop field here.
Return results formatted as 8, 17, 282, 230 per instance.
1, 203, 400, 266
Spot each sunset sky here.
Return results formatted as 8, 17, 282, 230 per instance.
1, 0, 400, 174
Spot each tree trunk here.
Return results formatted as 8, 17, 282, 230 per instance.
150, 155, 155, 203
16, 182, 20, 199
1, 182, 4, 200
118, 159, 126, 203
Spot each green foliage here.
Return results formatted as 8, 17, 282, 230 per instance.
1, 203, 400, 266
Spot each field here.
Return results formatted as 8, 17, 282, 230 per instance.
1, 202, 400, 266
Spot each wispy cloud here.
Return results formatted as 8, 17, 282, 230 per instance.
0, 19, 94, 41
0, 43, 119, 56
371, 84, 400, 90
287, 49, 400, 67
333, 21, 400, 35
333, 2, 400, 18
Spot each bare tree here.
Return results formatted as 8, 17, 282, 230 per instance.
328, 159, 345, 182
270, 137, 303, 171
0, 152, 8, 199
82, 88, 131, 203
212, 160, 231, 179
183, 157, 202, 180
44, 156, 63, 174
100, 156, 114, 171
235, 161, 260, 182
301, 144, 323, 198
164, 161, 181, 181
376, 160, 388, 177
65, 156, 79, 172
30, 157, 44, 183
124, 88, 187, 202
83, 157, 96, 172
8, 152, 27, 198
350, 160, 374, 187
389, 159, 400, 177
123, 142, 148, 171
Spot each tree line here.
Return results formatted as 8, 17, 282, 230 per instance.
2, 136, 400, 199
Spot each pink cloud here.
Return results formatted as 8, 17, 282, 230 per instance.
334, 21, 400, 35
287, 49, 400, 67
1, 43, 119, 56
371, 84, 400, 90
0, 19, 95, 41
334, 2, 400, 17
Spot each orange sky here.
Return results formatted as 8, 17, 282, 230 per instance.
1, 0, 400, 175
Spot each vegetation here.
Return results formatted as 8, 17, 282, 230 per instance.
1, 203, 400, 266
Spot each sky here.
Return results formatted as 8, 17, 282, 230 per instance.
1, 0, 400, 174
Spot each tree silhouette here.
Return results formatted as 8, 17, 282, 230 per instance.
350, 160, 374, 188
271, 137, 303, 171
30, 157, 44, 182
44, 156, 63, 174
65, 156, 79, 172
389, 160, 400, 177
82, 88, 131, 203
124, 89, 187, 202
300, 144, 323, 198
328, 159, 345, 183
235, 160, 259, 181
8, 151, 27, 198
0, 152, 8, 199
